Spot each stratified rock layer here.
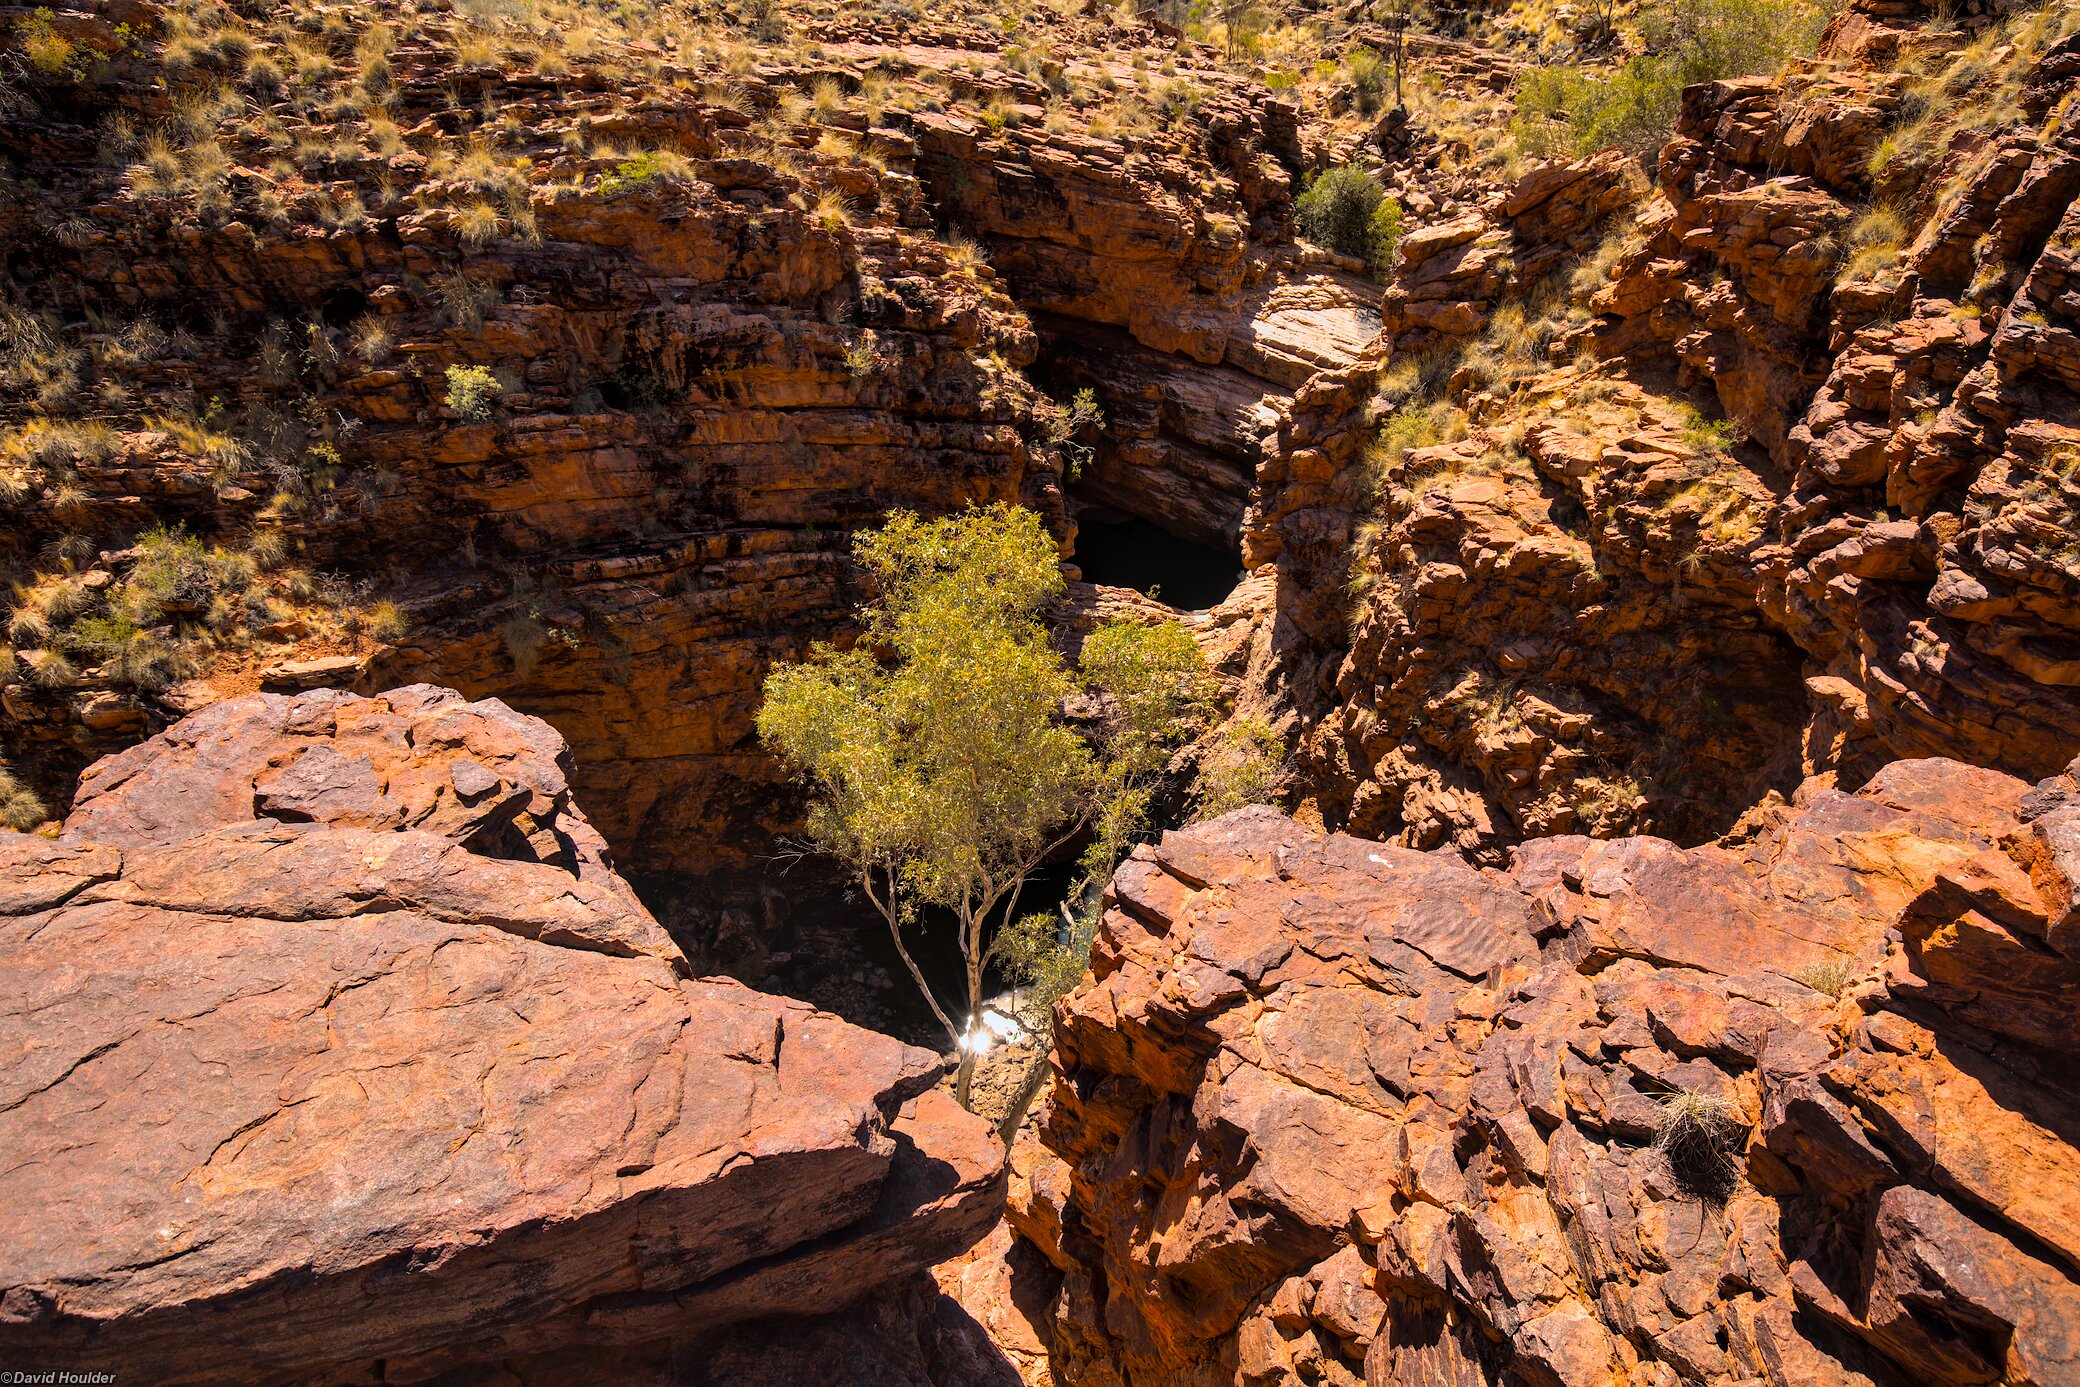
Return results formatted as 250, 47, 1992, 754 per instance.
1001, 756, 2080, 1386
0, 686, 1004, 1385
1238, 3, 2080, 861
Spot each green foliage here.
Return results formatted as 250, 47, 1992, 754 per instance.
1368, 197, 1405, 277
758, 504, 1210, 1105
1513, 0, 1836, 164
444, 364, 503, 420
1076, 617, 1216, 882
0, 520, 356, 698
20, 8, 88, 80
597, 147, 695, 195
1841, 204, 1907, 282
1296, 167, 1404, 278
844, 330, 882, 378
1347, 46, 1389, 115
997, 906, 1096, 1036
1675, 401, 1736, 452
1193, 718, 1286, 820
63, 612, 183, 691
1041, 387, 1104, 480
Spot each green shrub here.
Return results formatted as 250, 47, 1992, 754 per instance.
1368, 197, 1404, 277
444, 364, 503, 420
1513, 0, 1836, 165
1516, 63, 1682, 165
21, 8, 81, 79
1193, 718, 1286, 820
597, 148, 695, 195
1296, 167, 1404, 278
1347, 47, 1389, 115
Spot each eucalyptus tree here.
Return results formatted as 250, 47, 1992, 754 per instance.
758, 504, 1212, 1108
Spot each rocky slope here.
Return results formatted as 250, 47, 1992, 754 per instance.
0, 0, 1031, 865
0, 0, 1375, 879
9, 0, 2080, 1383
0, 686, 1006, 1384
1237, 0, 2080, 861
984, 753, 2080, 1386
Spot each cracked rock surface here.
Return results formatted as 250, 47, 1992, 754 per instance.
0, 685, 1005, 1386
980, 754, 2080, 1386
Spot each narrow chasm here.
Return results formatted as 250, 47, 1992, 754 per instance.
1070, 507, 1245, 612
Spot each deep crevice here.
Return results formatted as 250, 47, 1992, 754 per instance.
1070, 507, 1244, 611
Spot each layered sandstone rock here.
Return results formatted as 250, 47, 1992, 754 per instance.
993, 755, 2080, 1386
904, 67, 1376, 550
0, 2, 1072, 872
1596, 8, 2080, 786
1233, 3, 2080, 859
0, 686, 1005, 1384
0, 0, 1389, 869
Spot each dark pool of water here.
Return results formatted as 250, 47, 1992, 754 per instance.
1073, 512, 1243, 611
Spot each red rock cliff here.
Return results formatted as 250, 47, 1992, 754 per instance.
993, 754, 2080, 1386
0, 685, 1007, 1385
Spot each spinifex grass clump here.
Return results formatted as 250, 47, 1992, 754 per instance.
1654, 1089, 1748, 1201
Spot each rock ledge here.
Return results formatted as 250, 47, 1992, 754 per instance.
0, 686, 1005, 1385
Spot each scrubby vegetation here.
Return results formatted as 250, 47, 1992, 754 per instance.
1514, 0, 1836, 163
1653, 1088, 1748, 1201
443, 364, 504, 421
0, 760, 50, 832
1866, 2, 2080, 195
1, 524, 390, 707
1192, 717, 1286, 820
1295, 166, 1404, 277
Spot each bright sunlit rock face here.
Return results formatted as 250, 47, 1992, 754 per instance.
0, 689, 1007, 1383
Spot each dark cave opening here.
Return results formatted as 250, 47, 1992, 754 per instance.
1072, 508, 1243, 611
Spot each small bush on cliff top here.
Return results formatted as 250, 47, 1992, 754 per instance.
1513, 0, 1836, 166
1295, 167, 1404, 279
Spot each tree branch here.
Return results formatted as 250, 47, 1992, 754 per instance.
863, 864, 959, 1045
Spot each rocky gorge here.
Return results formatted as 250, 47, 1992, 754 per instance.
6, 0, 2080, 1380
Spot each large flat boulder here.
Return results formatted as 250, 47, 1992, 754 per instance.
0, 687, 1004, 1385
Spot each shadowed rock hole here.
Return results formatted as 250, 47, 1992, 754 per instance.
1072, 508, 1242, 611
319, 285, 367, 328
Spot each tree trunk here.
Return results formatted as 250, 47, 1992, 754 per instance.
953, 904, 985, 1110
995, 1053, 1052, 1146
